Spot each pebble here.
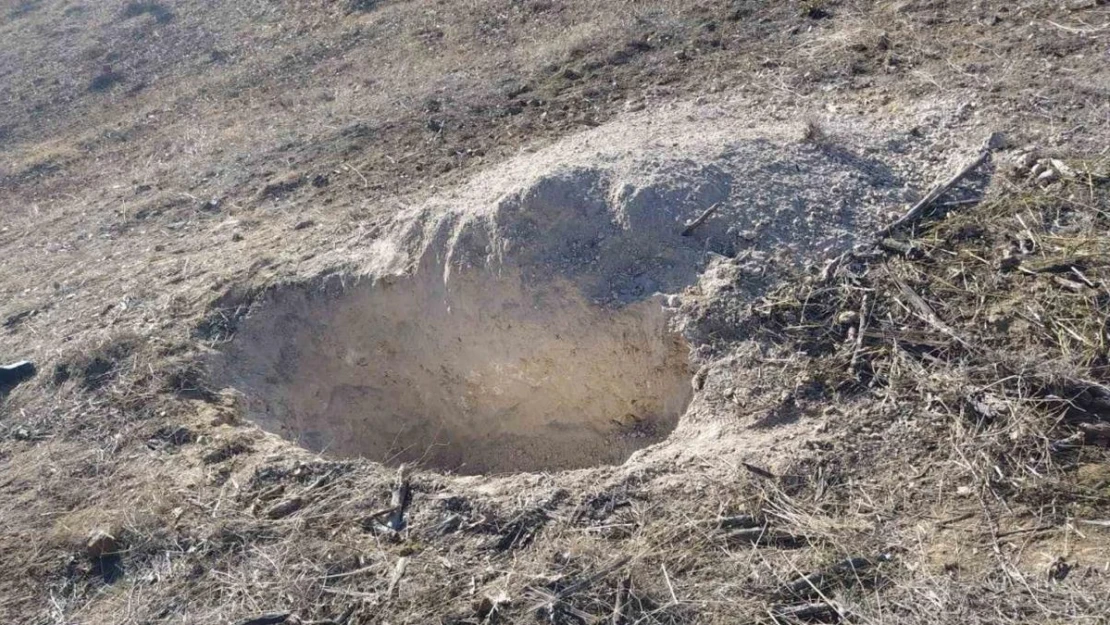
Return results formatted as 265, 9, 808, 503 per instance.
1036, 168, 1060, 185
86, 530, 120, 560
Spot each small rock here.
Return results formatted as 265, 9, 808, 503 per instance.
982, 131, 1007, 151
692, 367, 709, 391
1036, 168, 1060, 185
86, 530, 120, 560
956, 485, 973, 497
1015, 151, 1039, 170
1048, 159, 1077, 179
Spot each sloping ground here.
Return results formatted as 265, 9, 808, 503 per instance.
2, 152, 1108, 625
1, 0, 1109, 624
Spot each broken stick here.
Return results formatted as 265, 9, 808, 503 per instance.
386, 556, 409, 600
681, 203, 720, 236
877, 133, 1002, 238
386, 465, 411, 531
849, 294, 869, 374
893, 278, 969, 348
611, 574, 631, 625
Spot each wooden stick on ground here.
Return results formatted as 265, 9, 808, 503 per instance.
849, 294, 869, 374
877, 133, 1002, 238
611, 574, 631, 625
386, 465, 411, 531
681, 203, 720, 236
893, 278, 969, 348
386, 556, 410, 600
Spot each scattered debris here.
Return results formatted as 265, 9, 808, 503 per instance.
771, 602, 842, 623
202, 439, 253, 464
741, 462, 777, 480
86, 530, 125, 583
714, 514, 764, 530
1048, 558, 1072, 582
474, 591, 512, 622
432, 512, 463, 535
528, 556, 633, 621
146, 425, 196, 450
611, 574, 632, 625
258, 173, 305, 201
3, 308, 39, 331
487, 507, 550, 551
723, 526, 807, 548
775, 555, 891, 600
680, 203, 720, 236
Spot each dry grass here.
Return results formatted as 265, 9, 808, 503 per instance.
3, 158, 1108, 625
2, 1, 1110, 624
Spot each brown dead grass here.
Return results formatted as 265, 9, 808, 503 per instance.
2, 1, 1110, 624
2, 156, 1108, 625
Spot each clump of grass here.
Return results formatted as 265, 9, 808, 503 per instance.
800, 117, 829, 145
53, 334, 142, 391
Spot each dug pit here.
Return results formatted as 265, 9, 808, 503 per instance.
213, 124, 931, 475
214, 270, 692, 475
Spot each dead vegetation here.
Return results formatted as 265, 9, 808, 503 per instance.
2, 153, 1108, 624
2, 1, 1110, 623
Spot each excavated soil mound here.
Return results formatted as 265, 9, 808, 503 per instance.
213, 120, 949, 474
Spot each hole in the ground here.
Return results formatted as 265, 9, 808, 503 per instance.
211, 132, 913, 474
214, 269, 692, 475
